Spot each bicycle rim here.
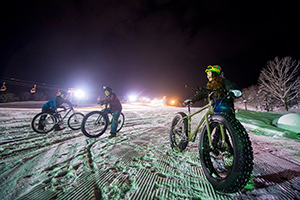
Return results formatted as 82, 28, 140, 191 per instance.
68, 112, 84, 130
199, 114, 253, 193
32, 112, 56, 133
108, 112, 125, 132
81, 111, 108, 138
201, 121, 234, 179
170, 112, 188, 152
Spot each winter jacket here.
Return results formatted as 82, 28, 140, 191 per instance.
42, 96, 72, 112
191, 78, 239, 115
102, 92, 122, 111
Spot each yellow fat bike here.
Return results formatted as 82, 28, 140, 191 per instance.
170, 87, 253, 193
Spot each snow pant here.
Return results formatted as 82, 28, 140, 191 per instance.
102, 108, 121, 134
38, 107, 55, 129
212, 99, 235, 117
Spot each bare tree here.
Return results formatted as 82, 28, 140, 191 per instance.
238, 85, 258, 110
257, 88, 277, 111
258, 56, 300, 111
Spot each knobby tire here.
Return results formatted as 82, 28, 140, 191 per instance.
68, 112, 84, 130
31, 112, 56, 134
199, 113, 253, 193
81, 111, 109, 138
169, 112, 189, 152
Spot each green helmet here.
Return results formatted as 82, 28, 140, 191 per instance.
205, 65, 221, 74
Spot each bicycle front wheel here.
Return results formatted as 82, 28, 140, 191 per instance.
81, 111, 109, 138
31, 112, 56, 133
199, 113, 253, 193
68, 112, 84, 130
169, 112, 189, 152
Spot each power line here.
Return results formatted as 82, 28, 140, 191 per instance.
0, 76, 68, 92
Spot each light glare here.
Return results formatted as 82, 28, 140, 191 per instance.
75, 89, 84, 98
129, 95, 137, 102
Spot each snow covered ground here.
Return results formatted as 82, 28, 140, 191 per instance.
0, 102, 300, 199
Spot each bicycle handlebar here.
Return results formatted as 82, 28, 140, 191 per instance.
185, 85, 242, 101
51, 105, 75, 113
185, 85, 201, 91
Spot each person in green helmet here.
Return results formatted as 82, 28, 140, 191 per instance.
185, 65, 254, 191
184, 65, 239, 116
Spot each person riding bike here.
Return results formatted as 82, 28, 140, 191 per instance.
38, 91, 73, 131
184, 65, 239, 116
98, 86, 122, 138
185, 65, 254, 190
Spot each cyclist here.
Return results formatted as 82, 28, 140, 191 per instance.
185, 65, 254, 191
185, 65, 239, 116
99, 86, 122, 138
38, 91, 73, 131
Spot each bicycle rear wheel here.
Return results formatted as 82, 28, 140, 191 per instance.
108, 112, 125, 132
169, 112, 189, 152
31, 112, 56, 133
199, 113, 253, 193
81, 111, 109, 138
68, 112, 84, 130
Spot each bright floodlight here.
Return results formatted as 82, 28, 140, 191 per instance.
75, 89, 84, 98
129, 95, 137, 102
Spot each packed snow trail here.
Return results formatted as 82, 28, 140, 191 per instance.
0, 105, 300, 199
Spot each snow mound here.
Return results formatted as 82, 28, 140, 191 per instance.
276, 113, 300, 133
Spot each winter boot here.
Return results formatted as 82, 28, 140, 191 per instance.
108, 133, 117, 138
54, 124, 65, 131
38, 125, 45, 131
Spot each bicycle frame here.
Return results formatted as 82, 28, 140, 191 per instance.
56, 108, 75, 122
97, 105, 114, 123
96, 109, 115, 124
177, 100, 226, 149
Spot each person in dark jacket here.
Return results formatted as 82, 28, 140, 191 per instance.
185, 65, 239, 116
99, 86, 122, 138
38, 91, 73, 131
42, 91, 72, 113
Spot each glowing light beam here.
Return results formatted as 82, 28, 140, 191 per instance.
74, 89, 85, 98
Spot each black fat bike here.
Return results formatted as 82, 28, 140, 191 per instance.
170, 86, 253, 193
81, 106, 125, 138
31, 106, 84, 133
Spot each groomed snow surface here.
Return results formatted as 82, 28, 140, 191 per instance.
0, 102, 300, 200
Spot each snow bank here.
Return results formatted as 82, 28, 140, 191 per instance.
276, 113, 300, 133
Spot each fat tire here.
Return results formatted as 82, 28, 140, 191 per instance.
81, 111, 109, 138
116, 112, 125, 132
68, 112, 84, 130
170, 112, 189, 152
199, 113, 253, 193
31, 112, 56, 134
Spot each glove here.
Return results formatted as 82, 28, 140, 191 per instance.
98, 100, 105, 106
53, 112, 60, 119
227, 90, 242, 99
183, 99, 193, 106
228, 90, 242, 98
59, 106, 67, 111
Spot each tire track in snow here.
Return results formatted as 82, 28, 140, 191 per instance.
1, 107, 300, 199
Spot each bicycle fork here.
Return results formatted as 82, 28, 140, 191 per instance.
205, 113, 226, 150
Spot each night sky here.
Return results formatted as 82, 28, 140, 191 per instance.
1, 0, 299, 101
